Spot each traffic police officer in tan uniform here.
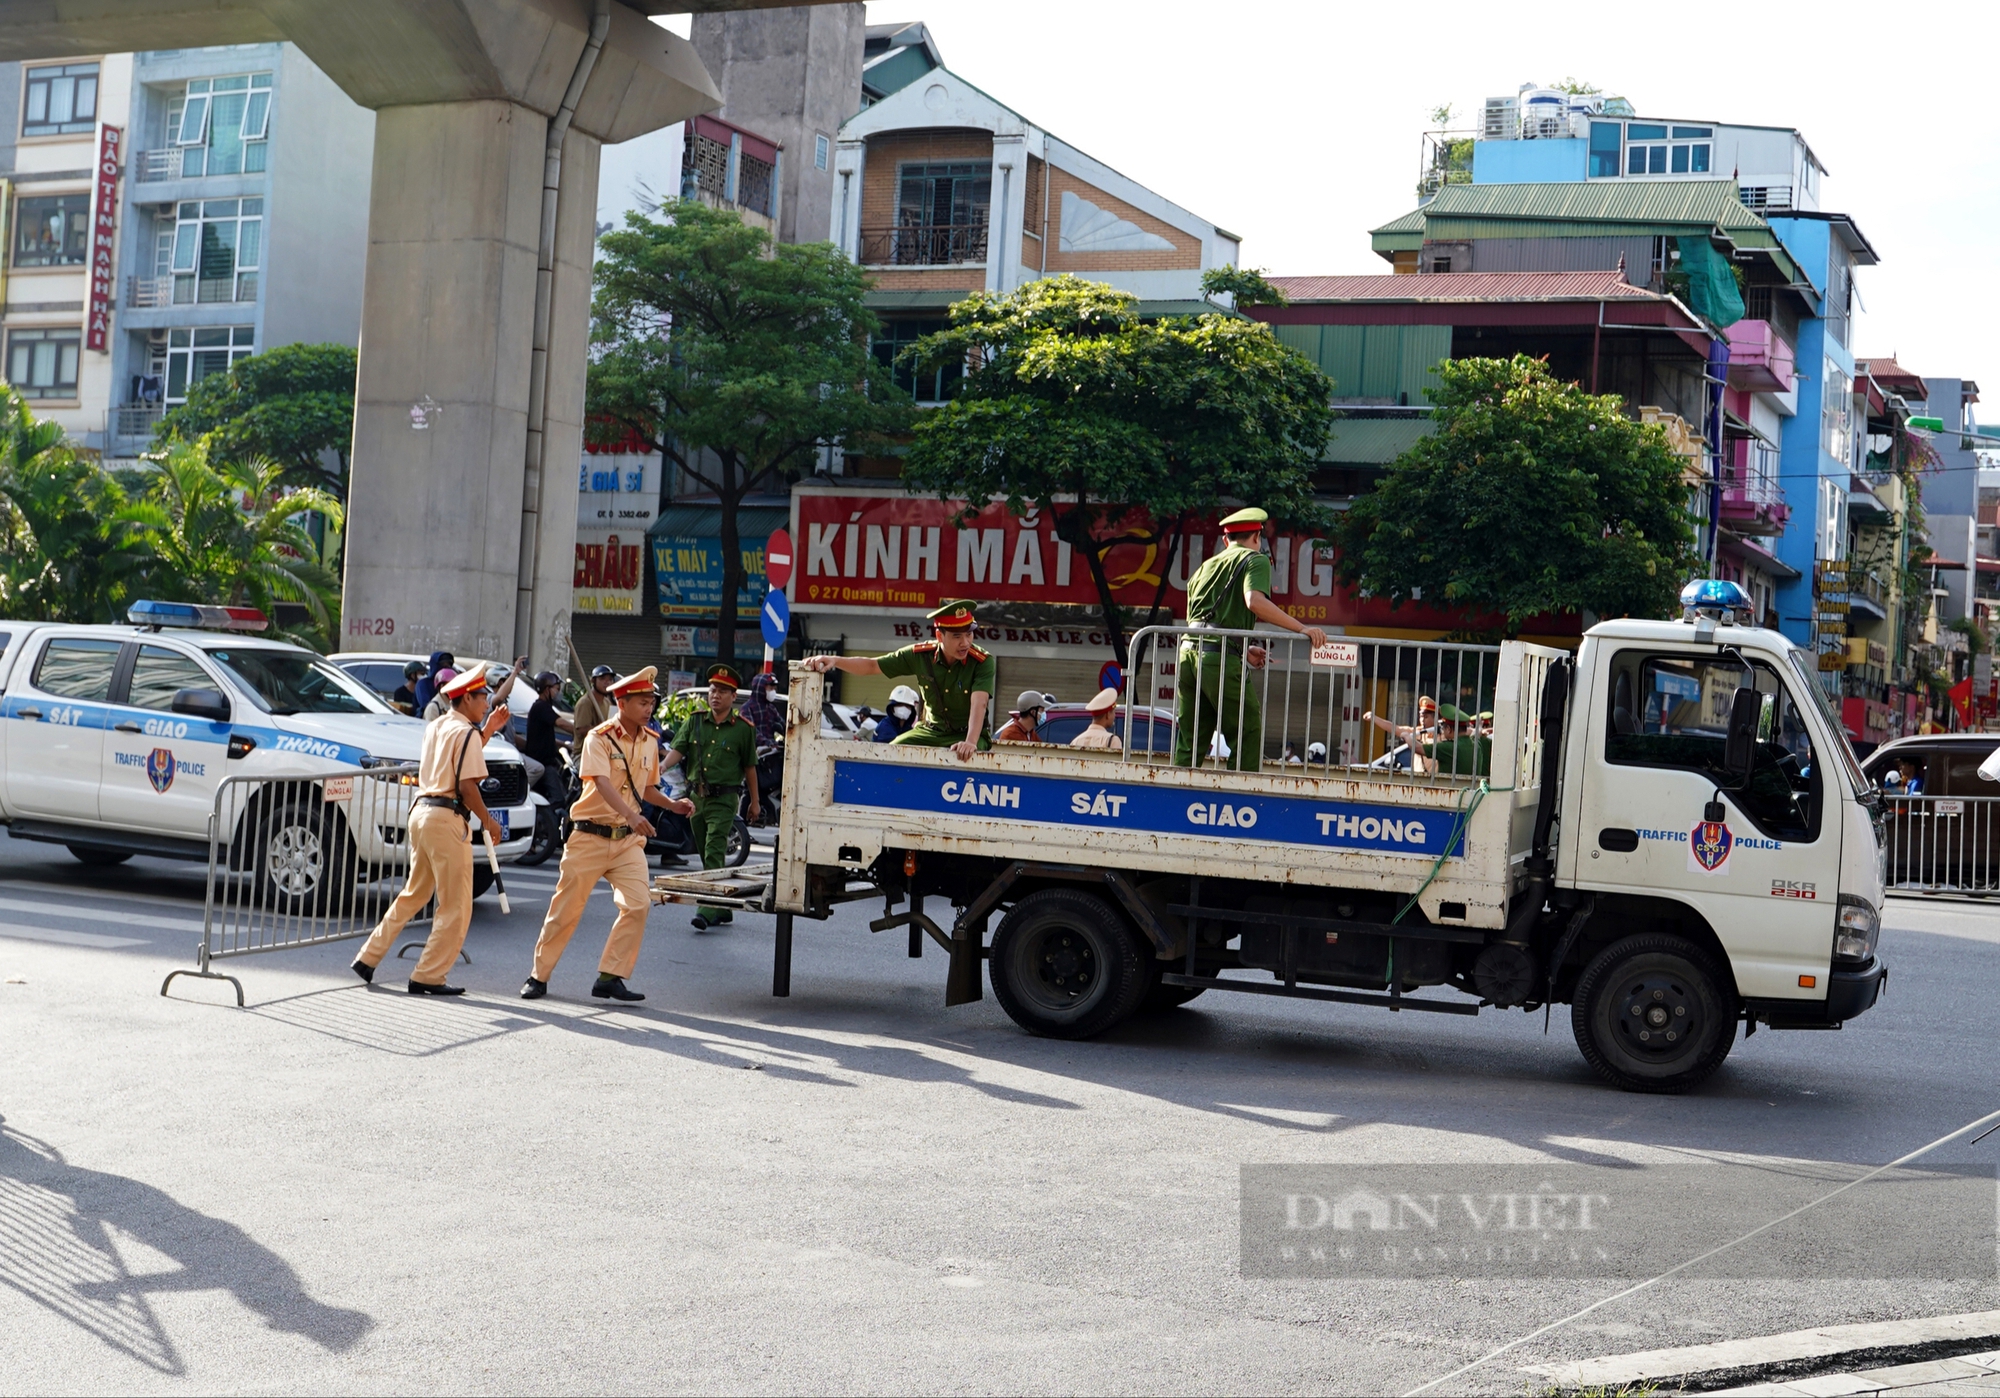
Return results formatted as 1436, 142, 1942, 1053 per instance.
662, 663, 761, 931
351, 665, 510, 995
522, 667, 694, 1002
805, 600, 995, 760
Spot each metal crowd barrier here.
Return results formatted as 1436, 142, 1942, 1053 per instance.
161, 763, 427, 1005
1880, 792, 2000, 896
1120, 625, 1509, 782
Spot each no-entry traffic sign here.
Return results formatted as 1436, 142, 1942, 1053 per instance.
765, 528, 793, 591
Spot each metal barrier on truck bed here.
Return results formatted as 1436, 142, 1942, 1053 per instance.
1120, 626, 1552, 787
1880, 791, 2000, 896
160, 764, 427, 1004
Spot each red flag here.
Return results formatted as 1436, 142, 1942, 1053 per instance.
1949, 677, 1975, 727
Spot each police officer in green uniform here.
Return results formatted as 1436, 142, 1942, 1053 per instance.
663, 663, 761, 930
1174, 507, 1327, 770
805, 600, 995, 761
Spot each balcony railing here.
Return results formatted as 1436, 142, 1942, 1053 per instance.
859, 223, 988, 267
106, 403, 166, 447
134, 147, 185, 182
126, 273, 258, 307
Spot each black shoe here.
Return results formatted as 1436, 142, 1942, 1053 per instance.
350, 960, 374, 984
520, 977, 547, 1000
591, 976, 644, 1002
407, 980, 466, 996
690, 915, 709, 932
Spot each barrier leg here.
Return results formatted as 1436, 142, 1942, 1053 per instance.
397, 942, 471, 965
909, 893, 924, 958
773, 912, 793, 997
160, 967, 245, 1007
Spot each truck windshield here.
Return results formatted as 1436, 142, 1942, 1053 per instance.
206, 648, 390, 716
1786, 647, 1870, 800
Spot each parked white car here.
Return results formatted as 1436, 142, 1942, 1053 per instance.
0, 604, 535, 902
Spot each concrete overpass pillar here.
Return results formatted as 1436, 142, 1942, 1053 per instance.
342, 100, 600, 668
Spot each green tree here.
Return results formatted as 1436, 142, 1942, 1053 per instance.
587, 201, 913, 666
0, 387, 154, 621
129, 439, 345, 650
154, 342, 358, 500
1200, 264, 1289, 308
1336, 355, 1701, 632
901, 275, 1333, 665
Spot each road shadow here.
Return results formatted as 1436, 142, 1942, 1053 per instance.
506, 1000, 1083, 1109
243, 984, 541, 1058
0, 1117, 371, 1374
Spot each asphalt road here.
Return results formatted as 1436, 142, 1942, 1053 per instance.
1, 830, 1995, 1395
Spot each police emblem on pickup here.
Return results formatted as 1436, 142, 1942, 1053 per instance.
146, 747, 175, 793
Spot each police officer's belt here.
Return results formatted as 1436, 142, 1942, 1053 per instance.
415, 794, 467, 816
692, 783, 741, 798
572, 820, 634, 840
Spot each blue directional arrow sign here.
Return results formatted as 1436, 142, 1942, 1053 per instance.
760, 588, 790, 651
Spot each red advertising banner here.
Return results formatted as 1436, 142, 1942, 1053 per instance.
87, 125, 122, 352
790, 486, 1578, 637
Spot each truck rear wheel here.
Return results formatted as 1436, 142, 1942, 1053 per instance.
1571, 933, 1737, 1094
989, 889, 1149, 1039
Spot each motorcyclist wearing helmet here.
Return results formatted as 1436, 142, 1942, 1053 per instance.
571, 663, 618, 735
994, 690, 1050, 744
873, 685, 921, 743
391, 660, 426, 715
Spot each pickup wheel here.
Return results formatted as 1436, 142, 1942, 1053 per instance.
251, 793, 357, 914
67, 846, 132, 868
1571, 933, 1738, 1094
471, 862, 496, 899
989, 889, 1149, 1039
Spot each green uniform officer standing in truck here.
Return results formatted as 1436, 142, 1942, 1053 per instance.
1174, 507, 1327, 770
663, 663, 760, 930
805, 600, 995, 761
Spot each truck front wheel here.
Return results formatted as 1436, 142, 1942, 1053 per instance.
1571, 933, 1737, 1094
989, 889, 1149, 1040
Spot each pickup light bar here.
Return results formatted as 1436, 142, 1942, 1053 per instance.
127, 599, 269, 632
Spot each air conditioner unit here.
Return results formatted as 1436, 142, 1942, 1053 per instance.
1481, 96, 1518, 140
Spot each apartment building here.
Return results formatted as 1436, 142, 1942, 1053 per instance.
0, 44, 372, 461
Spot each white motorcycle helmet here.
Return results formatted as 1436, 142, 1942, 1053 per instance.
887, 685, 919, 722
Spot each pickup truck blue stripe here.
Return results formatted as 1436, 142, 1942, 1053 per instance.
831, 760, 1465, 859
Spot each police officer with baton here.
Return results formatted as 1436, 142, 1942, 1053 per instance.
522, 668, 693, 1002
350, 665, 511, 995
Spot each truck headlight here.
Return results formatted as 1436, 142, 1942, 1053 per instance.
1834, 895, 1879, 963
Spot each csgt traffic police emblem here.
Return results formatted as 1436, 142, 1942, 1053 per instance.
146, 747, 175, 793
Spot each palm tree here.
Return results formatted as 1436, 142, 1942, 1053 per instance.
0, 386, 154, 621
133, 439, 345, 649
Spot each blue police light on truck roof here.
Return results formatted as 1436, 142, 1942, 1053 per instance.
127, 599, 269, 632
1679, 578, 1752, 618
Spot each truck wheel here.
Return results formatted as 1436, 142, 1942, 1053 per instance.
67, 846, 132, 867
252, 796, 356, 914
989, 889, 1149, 1039
1571, 934, 1738, 1094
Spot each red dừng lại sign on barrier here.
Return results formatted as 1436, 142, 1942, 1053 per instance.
787, 485, 1580, 640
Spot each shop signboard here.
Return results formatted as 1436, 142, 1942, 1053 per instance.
573, 451, 655, 615
788, 486, 1577, 636
654, 536, 769, 621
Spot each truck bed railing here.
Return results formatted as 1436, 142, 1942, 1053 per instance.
1120, 626, 1551, 788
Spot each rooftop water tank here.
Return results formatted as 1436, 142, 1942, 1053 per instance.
1519, 86, 1568, 139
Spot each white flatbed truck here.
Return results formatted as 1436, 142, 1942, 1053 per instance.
660, 600, 1887, 1093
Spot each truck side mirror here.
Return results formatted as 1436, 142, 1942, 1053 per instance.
1723, 687, 1761, 783
171, 687, 231, 722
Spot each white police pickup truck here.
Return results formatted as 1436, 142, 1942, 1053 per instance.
0, 601, 535, 901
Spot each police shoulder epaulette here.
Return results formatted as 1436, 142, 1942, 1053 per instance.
968, 644, 990, 662
913, 640, 938, 654
590, 718, 622, 737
